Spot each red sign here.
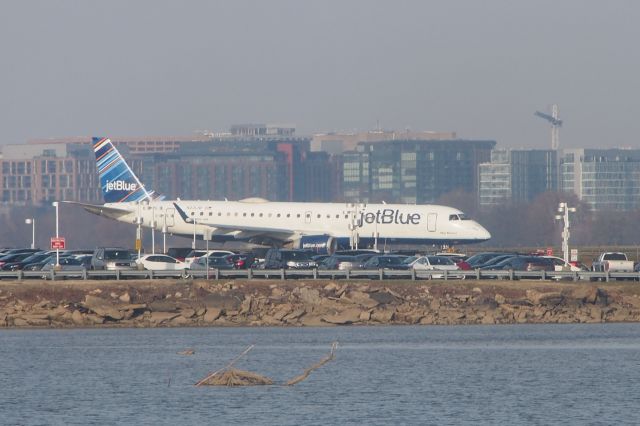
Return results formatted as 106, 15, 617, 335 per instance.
546, 247, 553, 256
50, 237, 66, 250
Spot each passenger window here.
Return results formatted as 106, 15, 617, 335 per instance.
317, 214, 321, 219
277, 213, 281, 218
297, 214, 301, 218
259, 213, 263, 217
251, 213, 254, 217
287, 214, 290, 218
243, 213, 247, 217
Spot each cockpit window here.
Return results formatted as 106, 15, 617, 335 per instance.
449, 213, 470, 221
458, 214, 470, 220
449, 214, 459, 221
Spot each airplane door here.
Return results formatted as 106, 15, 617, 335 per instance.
305, 211, 312, 224
427, 213, 437, 232
166, 208, 175, 227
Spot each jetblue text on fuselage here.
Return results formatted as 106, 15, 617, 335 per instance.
357, 209, 421, 227
106, 180, 138, 192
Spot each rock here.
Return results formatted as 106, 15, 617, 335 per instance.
71, 310, 84, 325
526, 290, 563, 306
343, 291, 379, 309
110, 292, 118, 299
202, 294, 241, 311
149, 312, 180, 324
119, 292, 131, 303
203, 308, 222, 323
494, 294, 506, 305
299, 287, 322, 306
323, 282, 340, 292
283, 308, 306, 322
369, 290, 398, 305
371, 308, 395, 323
240, 296, 253, 314
170, 316, 189, 326
272, 304, 293, 321
322, 308, 362, 325
472, 287, 482, 294
81, 295, 124, 320
180, 308, 196, 319
359, 310, 371, 322
148, 300, 179, 313
18, 314, 50, 326
300, 315, 327, 326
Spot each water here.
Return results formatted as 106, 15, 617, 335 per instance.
1, 324, 640, 425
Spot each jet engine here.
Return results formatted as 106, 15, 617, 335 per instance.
297, 235, 337, 255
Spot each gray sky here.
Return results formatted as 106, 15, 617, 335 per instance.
1, 0, 638, 149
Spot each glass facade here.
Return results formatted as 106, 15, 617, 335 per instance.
342, 139, 495, 203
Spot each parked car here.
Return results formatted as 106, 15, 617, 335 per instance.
465, 252, 513, 269
40, 257, 87, 279
542, 256, 589, 280
166, 247, 194, 262
136, 254, 190, 271
362, 255, 409, 270
189, 256, 234, 271
406, 255, 465, 279
225, 253, 256, 269
0, 252, 41, 268
592, 252, 634, 273
262, 249, 317, 270
482, 256, 554, 279
185, 250, 235, 265
91, 248, 136, 270
475, 254, 519, 269
1, 252, 50, 271
318, 255, 362, 271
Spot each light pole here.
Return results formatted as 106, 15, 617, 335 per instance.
151, 205, 156, 255
25, 218, 35, 249
192, 218, 197, 250
135, 201, 143, 259
52, 202, 59, 267
555, 202, 576, 264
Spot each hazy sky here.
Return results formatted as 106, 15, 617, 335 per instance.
1, 1, 638, 149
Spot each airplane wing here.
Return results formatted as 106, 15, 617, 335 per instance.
172, 202, 304, 240
62, 201, 132, 219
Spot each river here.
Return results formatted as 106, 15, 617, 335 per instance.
1, 324, 639, 425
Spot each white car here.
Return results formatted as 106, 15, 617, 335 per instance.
406, 255, 465, 279
136, 254, 190, 271
543, 256, 588, 280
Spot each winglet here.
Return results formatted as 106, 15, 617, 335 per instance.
173, 202, 193, 223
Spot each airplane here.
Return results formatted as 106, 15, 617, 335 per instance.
65, 137, 491, 253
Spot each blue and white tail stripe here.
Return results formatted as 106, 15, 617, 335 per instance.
93, 137, 161, 203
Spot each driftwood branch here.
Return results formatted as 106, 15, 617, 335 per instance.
285, 341, 338, 386
195, 344, 255, 387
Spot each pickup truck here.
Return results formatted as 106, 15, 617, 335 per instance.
591, 252, 635, 275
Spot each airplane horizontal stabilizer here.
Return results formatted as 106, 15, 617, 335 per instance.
62, 201, 132, 219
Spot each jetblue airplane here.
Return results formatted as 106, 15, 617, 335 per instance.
66, 137, 491, 253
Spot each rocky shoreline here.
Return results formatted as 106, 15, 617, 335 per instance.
1, 279, 640, 328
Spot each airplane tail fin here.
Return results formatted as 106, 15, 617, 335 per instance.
93, 137, 162, 204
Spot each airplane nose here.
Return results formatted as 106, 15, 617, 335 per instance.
471, 221, 491, 241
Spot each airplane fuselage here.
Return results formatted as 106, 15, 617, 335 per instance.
102, 199, 491, 247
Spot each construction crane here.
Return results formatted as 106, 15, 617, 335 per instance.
534, 104, 562, 150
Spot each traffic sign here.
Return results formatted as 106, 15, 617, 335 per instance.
570, 249, 578, 262
51, 237, 66, 250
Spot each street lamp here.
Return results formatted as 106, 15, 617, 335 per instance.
25, 218, 35, 249
555, 202, 577, 264
52, 201, 59, 267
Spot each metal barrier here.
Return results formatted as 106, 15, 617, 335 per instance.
0, 269, 639, 282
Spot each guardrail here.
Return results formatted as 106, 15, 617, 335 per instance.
0, 268, 639, 282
